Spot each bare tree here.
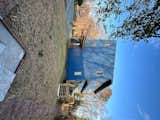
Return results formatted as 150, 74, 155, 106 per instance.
95, 0, 160, 41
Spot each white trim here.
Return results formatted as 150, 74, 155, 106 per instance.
57, 84, 61, 98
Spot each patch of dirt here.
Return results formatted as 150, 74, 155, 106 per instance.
0, 98, 61, 120
0, 0, 66, 120
0, 0, 17, 17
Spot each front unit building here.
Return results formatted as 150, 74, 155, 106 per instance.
66, 39, 116, 94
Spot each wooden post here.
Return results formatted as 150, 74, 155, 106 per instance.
94, 80, 112, 94
80, 80, 89, 93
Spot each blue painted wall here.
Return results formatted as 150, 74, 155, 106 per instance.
66, 40, 116, 88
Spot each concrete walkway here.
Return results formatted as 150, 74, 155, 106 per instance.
0, 21, 24, 101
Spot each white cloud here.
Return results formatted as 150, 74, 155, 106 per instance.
137, 104, 151, 120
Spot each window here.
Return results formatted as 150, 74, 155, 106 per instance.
96, 71, 104, 76
74, 72, 82, 76
72, 43, 80, 46
105, 42, 112, 47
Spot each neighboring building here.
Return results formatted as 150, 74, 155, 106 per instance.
0, 20, 25, 101
66, 39, 116, 94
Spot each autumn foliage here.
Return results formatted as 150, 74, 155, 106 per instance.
72, 2, 100, 39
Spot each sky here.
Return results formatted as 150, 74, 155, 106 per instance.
107, 39, 160, 120
96, 0, 160, 119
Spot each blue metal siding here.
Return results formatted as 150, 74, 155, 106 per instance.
66, 46, 85, 80
66, 40, 116, 84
